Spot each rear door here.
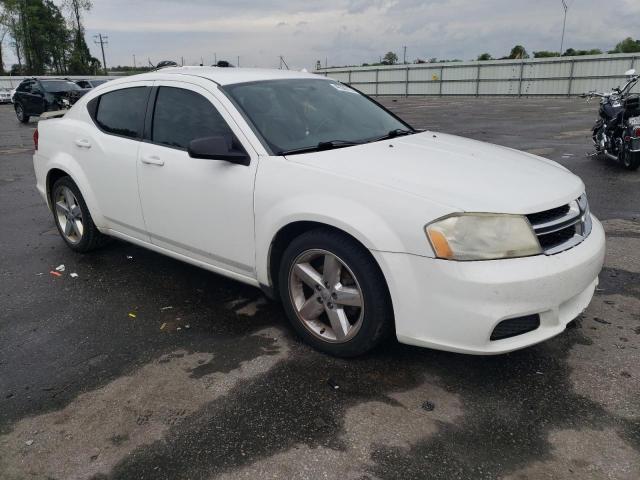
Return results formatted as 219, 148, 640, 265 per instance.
136, 81, 258, 278
79, 82, 153, 240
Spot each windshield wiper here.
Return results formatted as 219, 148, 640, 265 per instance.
368, 128, 416, 143
279, 140, 361, 156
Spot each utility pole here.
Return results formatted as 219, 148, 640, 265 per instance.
237, 56, 240, 67
560, 0, 569, 55
181, 56, 184, 66
133, 54, 136, 69
403, 45, 407, 64
93, 33, 108, 73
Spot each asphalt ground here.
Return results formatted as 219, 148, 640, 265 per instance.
0, 96, 638, 480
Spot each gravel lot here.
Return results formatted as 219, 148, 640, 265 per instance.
0, 96, 638, 480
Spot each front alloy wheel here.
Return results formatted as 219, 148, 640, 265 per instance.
279, 228, 392, 357
289, 249, 364, 342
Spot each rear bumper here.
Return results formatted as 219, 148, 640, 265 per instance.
373, 215, 605, 354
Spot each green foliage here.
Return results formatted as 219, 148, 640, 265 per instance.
533, 51, 560, 58
382, 51, 398, 65
562, 48, 602, 56
477, 53, 492, 61
609, 37, 640, 54
0, 0, 98, 75
508, 45, 529, 59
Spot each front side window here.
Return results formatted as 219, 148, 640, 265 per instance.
95, 87, 149, 139
151, 86, 233, 149
223, 79, 412, 154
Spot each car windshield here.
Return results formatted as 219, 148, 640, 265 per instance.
223, 79, 412, 155
41, 80, 81, 92
91, 80, 109, 86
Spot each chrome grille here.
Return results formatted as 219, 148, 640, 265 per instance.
526, 194, 592, 255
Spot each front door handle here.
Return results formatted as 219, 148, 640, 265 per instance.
141, 155, 164, 166
74, 139, 91, 149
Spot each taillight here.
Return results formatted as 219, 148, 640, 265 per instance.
33, 128, 38, 150
634, 127, 640, 138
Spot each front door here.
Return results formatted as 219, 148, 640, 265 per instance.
137, 81, 258, 278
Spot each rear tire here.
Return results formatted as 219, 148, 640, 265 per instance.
15, 103, 29, 123
621, 148, 640, 171
278, 228, 393, 357
51, 176, 109, 252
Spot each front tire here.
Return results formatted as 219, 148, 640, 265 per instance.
15, 103, 29, 123
51, 176, 109, 252
278, 228, 393, 357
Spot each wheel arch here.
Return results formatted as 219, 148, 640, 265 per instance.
264, 220, 393, 310
44, 163, 103, 226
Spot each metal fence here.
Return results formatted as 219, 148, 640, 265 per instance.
315, 53, 640, 97
0, 75, 118, 90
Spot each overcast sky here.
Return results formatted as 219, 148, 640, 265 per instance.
5, 0, 640, 69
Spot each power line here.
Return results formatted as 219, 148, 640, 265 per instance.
93, 33, 108, 73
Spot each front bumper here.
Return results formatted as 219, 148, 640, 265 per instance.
373, 215, 605, 354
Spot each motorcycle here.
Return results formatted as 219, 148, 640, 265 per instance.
582, 69, 640, 171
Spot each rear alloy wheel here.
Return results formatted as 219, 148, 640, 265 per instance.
51, 176, 109, 252
279, 229, 392, 357
15, 103, 29, 123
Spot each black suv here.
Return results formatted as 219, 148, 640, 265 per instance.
13, 78, 88, 123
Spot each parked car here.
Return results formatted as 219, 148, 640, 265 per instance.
32, 67, 605, 357
0, 88, 12, 103
13, 78, 88, 123
74, 78, 111, 89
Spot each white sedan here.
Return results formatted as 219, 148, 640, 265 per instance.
33, 67, 605, 356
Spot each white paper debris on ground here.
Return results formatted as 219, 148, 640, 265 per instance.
126, 255, 133, 260
160, 306, 173, 311
25, 440, 34, 446
55, 264, 65, 272
70, 273, 78, 278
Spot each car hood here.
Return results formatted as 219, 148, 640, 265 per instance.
286, 132, 584, 214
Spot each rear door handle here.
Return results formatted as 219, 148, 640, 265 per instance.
74, 139, 91, 149
141, 155, 164, 166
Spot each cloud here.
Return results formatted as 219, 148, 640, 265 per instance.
4, 0, 635, 70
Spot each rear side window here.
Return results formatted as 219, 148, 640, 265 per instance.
94, 87, 149, 139
17, 81, 33, 92
152, 87, 233, 149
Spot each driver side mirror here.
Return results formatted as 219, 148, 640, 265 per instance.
625, 68, 636, 77
187, 135, 250, 166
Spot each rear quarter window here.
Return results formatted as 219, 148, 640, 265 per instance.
91, 87, 150, 139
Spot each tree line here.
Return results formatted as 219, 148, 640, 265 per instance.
350, 37, 640, 68
478, 37, 640, 61
0, 0, 101, 76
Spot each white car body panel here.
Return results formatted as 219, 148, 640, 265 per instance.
33, 66, 605, 354
137, 80, 258, 276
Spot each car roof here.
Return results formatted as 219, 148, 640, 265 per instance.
114, 66, 328, 86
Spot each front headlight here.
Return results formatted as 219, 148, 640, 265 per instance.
425, 213, 542, 261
